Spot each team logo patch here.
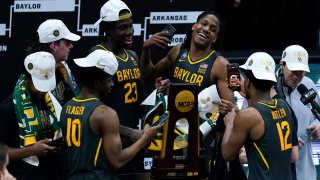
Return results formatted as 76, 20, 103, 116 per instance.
131, 57, 138, 66
181, 52, 187, 60
297, 56, 302, 62
27, 63, 33, 70
265, 66, 269, 71
53, 30, 59, 37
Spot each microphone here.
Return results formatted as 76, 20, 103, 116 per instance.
297, 84, 317, 105
297, 84, 320, 120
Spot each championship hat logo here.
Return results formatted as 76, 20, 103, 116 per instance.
53, 30, 59, 37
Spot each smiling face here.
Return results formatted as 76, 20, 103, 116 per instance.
109, 18, 134, 49
191, 14, 220, 49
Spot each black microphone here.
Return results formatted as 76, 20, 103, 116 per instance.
297, 84, 317, 105
297, 84, 320, 120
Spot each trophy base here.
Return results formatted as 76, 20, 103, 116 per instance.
150, 157, 207, 180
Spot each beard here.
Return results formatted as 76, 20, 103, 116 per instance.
99, 90, 111, 104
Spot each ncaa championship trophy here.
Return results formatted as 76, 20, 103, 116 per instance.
150, 83, 207, 179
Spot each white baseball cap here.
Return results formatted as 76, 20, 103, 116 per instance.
282, 45, 309, 72
37, 19, 81, 43
240, 52, 276, 82
24, 52, 56, 92
94, 0, 132, 26
74, 50, 118, 76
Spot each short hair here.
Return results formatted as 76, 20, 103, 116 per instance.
181, 11, 222, 51
74, 66, 111, 89
25, 32, 51, 56
244, 70, 275, 91
0, 143, 8, 168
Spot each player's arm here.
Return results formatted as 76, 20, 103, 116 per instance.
222, 108, 263, 161
140, 31, 171, 82
8, 140, 55, 161
119, 125, 142, 142
211, 56, 234, 105
154, 44, 180, 78
94, 105, 161, 170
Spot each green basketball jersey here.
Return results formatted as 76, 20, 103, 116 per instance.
60, 97, 117, 179
170, 49, 220, 92
246, 99, 297, 180
92, 44, 142, 131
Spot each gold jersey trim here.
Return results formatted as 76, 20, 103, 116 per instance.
96, 44, 129, 62
73, 97, 98, 102
253, 142, 270, 170
187, 50, 216, 64
257, 99, 277, 108
94, 138, 103, 167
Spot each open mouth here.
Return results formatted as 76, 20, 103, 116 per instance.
124, 36, 133, 44
198, 32, 207, 40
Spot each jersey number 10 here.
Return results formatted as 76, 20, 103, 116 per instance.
66, 118, 81, 147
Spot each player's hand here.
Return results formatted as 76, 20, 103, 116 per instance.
143, 31, 170, 49
213, 99, 238, 114
142, 124, 164, 142
223, 108, 237, 127
29, 139, 55, 156
155, 77, 170, 94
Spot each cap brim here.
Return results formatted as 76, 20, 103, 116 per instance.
239, 64, 247, 70
252, 70, 277, 82
64, 32, 81, 42
94, 19, 102, 26
32, 75, 56, 92
286, 62, 310, 72
74, 57, 93, 68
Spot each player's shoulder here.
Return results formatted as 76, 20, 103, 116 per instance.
237, 107, 262, 122
214, 54, 229, 65
92, 104, 117, 121
126, 49, 139, 60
